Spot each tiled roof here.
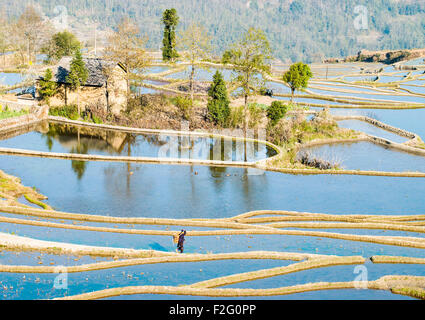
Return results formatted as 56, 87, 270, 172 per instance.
52, 57, 125, 87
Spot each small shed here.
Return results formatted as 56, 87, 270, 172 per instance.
38, 57, 128, 115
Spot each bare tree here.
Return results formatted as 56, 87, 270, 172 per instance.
178, 23, 212, 102
0, 14, 11, 68
104, 18, 150, 108
14, 5, 53, 65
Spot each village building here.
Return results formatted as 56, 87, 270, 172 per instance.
37, 57, 128, 115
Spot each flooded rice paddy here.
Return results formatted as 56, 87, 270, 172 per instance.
1, 59, 425, 300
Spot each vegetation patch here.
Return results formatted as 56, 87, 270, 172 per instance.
0, 105, 28, 120
23, 194, 50, 210
391, 287, 425, 300
0, 170, 49, 208
49, 105, 80, 120
266, 108, 358, 169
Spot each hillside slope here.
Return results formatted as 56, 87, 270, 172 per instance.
1, 0, 424, 63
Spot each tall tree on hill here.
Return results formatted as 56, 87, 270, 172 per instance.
104, 17, 150, 110
222, 28, 272, 135
66, 50, 89, 116
283, 62, 313, 102
178, 23, 211, 102
162, 8, 179, 62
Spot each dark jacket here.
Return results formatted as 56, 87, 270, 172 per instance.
178, 231, 186, 247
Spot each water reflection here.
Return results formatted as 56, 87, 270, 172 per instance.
0, 122, 277, 170
1, 156, 424, 219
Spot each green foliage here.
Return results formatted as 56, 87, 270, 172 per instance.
66, 51, 89, 91
221, 50, 233, 64
223, 28, 272, 106
49, 105, 79, 120
162, 8, 179, 62
283, 62, 313, 100
0, 107, 28, 120
207, 71, 230, 127
38, 68, 57, 104
267, 101, 288, 125
82, 112, 103, 124
43, 31, 81, 62
248, 103, 265, 128
223, 27, 272, 131
172, 95, 192, 120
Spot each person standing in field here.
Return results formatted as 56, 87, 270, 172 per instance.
177, 230, 187, 253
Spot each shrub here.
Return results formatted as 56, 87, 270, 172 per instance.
267, 119, 292, 145
172, 96, 193, 120
208, 100, 230, 127
49, 105, 79, 120
248, 103, 265, 128
298, 151, 339, 170
229, 106, 244, 128
267, 101, 288, 125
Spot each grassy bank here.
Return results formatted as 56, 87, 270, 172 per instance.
0, 108, 28, 120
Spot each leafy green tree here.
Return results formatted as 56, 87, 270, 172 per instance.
38, 68, 57, 105
207, 71, 230, 127
43, 31, 81, 62
283, 62, 313, 102
222, 27, 272, 132
66, 50, 89, 115
162, 9, 179, 62
267, 101, 287, 125
178, 23, 211, 102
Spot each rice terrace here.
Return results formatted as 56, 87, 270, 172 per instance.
0, 0, 424, 304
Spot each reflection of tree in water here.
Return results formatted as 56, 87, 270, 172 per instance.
70, 143, 89, 180
41, 123, 130, 154
40, 123, 276, 164
71, 160, 87, 180
42, 123, 62, 151
209, 166, 227, 187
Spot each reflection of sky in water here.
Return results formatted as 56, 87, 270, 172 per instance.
0, 257, 422, 300
303, 141, 425, 172
401, 57, 425, 66
1, 156, 424, 220
400, 85, 425, 95
0, 72, 24, 86
310, 84, 390, 94
343, 76, 378, 82
308, 88, 425, 104
145, 66, 169, 74
275, 96, 347, 105
337, 120, 409, 143
328, 108, 425, 139
166, 67, 236, 81
376, 75, 403, 83
402, 80, 425, 86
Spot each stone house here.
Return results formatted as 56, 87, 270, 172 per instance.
37, 57, 128, 115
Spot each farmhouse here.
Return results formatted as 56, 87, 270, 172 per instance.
37, 57, 128, 115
